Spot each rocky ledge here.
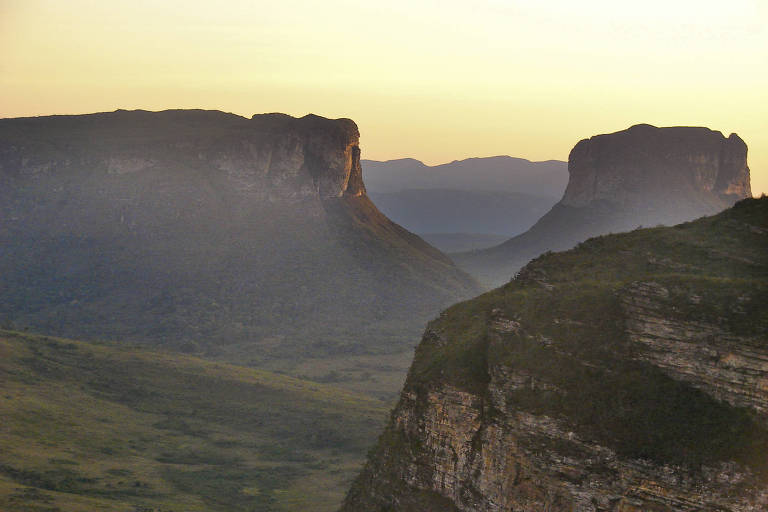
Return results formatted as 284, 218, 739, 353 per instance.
454, 124, 753, 288
562, 124, 751, 212
344, 197, 768, 511
0, 109, 364, 200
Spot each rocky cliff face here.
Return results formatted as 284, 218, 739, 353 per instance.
0, 110, 364, 201
454, 125, 753, 288
562, 125, 750, 211
344, 197, 768, 511
0, 109, 478, 364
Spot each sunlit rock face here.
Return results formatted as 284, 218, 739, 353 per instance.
454, 124, 753, 288
0, 109, 478, 359
0, 110, 363, 202
343, 198, 768, 512
562, 124, 751, 214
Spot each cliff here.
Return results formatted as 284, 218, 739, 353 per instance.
454, 125, 752, 288
344, 197, 768, 511
0, 109, 365, 200
0, 109, 478, 368
562, 124, 750, 209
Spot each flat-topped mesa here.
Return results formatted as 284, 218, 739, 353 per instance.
453, 124, 754, 288
0, 109, 479, 353
562, 124, 751, 211
0, 109, 365, 200
249, 112, 365, 198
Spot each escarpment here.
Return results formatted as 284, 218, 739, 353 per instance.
343, 197, 768, 512
455, 125, 753, 288
562, 125, 750, 209
0, 109, 478, 361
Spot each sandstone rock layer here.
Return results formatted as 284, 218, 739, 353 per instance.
344, 197, 768, 512
455, 125, 752, 288
0, 109, 478, 360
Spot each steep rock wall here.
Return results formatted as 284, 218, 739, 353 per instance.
0, 109, 477, 359
454, 124, 753, 288
345, 198, 768, 511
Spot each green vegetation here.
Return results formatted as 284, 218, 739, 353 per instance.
0, 109, 478, 403
0, 330, 390, 512
409, 197, 768, 471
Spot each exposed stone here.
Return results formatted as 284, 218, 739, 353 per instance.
455, 124, 753, 288
621, 281, 768, 415
562, 125, 751, 210
343, 198, 768, 512
0, 109, 478, 358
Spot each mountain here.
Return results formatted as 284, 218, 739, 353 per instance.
343, 196, 768, 511
454, 124, 753, 287
363, 158, 566, 252
362, 156, 567, 196
0, 110, 478, 373
368, 188, 555, 243
418, 233, 510, 253
0, 330, 388, 512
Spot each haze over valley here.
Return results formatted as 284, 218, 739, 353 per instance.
364, 157, 567, 252
2, 1, 766, 511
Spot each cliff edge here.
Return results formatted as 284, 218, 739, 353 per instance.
455, 125, 752, 288
344, 197, 768, 511
0, 109, 478, 363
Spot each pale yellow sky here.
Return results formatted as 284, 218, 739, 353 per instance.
2, 0, 766, 194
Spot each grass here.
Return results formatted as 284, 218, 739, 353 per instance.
405, 197, 768, 471
0, 330, 390, 512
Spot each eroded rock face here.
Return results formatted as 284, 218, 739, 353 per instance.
562, 125, 751, 211
621, 281, 768, 415
344, 198, 768, 512
454, 125, 753, 289
351, 360, 768, 511
0, 109, 477, 359
0, 110, 363, 200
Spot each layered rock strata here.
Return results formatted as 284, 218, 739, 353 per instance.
0, 109, 478, 358
455, 125, 752, 288
344, 198, 768, 511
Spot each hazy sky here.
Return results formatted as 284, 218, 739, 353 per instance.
2, 0, 766, 194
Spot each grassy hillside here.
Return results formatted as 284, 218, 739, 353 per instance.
409, 197, 768, 469
0, 330, 389, 512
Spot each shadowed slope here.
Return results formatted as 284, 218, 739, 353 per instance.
344, 197, 768, 511
454, 124, 752, 288
0, 110, 478, 366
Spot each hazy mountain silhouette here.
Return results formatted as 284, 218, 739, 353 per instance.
364, 157, 567, 251
369, 188, 555, 237
363, 156, 567, 196
0, 109, 479, 363
454, 124, 752, 287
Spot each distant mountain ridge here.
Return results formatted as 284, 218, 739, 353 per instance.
454, 124, 753, 287
363, 157, 567, 251
0, 109, 479, 365
362, 156, 567, 197
368, 188, 556, 237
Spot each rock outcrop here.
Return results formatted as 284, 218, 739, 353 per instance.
343, 197, 768, 511
454, 125, 752, 288
562, 125, 750, 210
0, 109, 478, 362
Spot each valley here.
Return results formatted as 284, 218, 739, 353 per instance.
0, 330, 389, 512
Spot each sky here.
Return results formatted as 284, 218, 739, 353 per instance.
2, 0, 766, 195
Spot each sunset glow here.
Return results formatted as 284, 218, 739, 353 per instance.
2, 0, 766, 194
